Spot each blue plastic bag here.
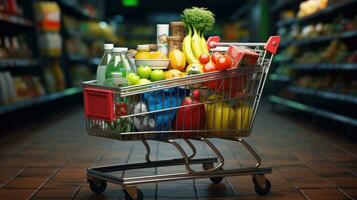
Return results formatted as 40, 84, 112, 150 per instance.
143, 87, 187, 131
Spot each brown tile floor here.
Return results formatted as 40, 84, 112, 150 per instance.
0, 104, 356, 200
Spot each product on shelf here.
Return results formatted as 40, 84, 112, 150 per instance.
71, 64, 92, 86
297, 0, 328, 18
0, 35, 32, 59
33, 1, 60, 32
65, 37, 88, 56
295, 40, 351, 64
0, 71, 46, 104
293, 74, 357, 95
38, 33, 62, 57
43, 60, 66, 92
0, 0, 23, 15
53, 60, 65, 91
0, 72, 16, 104
280, 15, 357, 41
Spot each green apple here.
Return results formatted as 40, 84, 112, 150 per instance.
127, 73, 141, 85
150, 69, 165, 81
137, 65, 152, 79
136, 78, 151, 85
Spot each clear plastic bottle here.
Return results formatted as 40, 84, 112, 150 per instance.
96, 43, 113, 85
119, 47, 136, 73
105, 47, 128, 87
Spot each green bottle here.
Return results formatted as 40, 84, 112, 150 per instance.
105, 47, 127, 86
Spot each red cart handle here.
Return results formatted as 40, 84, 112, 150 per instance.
264, 36, 280, 55
207, 35, 281, 55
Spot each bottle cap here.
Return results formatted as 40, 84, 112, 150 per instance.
118, 47, 128, 52
112, 47, 122, 52
104, 43, 114, 50
137, 45, 149, 50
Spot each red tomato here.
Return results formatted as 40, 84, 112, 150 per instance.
211, 52, 223, 64
203, 62, 219, 89
199, 53, 210, 64
203, 62, 216, 73
215, 56, 231, 70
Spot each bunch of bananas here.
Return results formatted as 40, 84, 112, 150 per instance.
183, 26, 210, 64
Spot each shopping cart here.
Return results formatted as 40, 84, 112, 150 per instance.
83, 36, 280, 200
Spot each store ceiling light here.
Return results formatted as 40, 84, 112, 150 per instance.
122, 0, 139, 7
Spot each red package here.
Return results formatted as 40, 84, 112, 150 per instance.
226, 45, 259, 68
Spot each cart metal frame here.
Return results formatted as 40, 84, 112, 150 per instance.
83, 36, 280, 199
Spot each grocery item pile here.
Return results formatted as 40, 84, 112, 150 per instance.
91, 7, 261, 134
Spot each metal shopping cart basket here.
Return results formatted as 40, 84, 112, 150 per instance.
82, 36, 280, 200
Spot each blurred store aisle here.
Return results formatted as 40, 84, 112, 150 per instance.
0, 104, 356, 200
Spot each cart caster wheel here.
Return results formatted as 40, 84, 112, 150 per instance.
124, 189, 143, 200
209, 176, 224, 184
254, 178, 271, 196
88, 179, 107, 194
203, 163, 224, 184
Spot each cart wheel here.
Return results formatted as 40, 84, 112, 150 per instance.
254, 178, 271, 196
209, 176, 224, 184
124, 189, 143, 200
88, 179, 107, 194
203, 163, 224, 184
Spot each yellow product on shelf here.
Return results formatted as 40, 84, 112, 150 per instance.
39, 33, 62, 57
53, 60, 66, 91
33, 2, 61, 32
297, 0, 329, 18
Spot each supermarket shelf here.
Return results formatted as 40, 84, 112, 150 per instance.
88, 57, 100, 65
121, 33, 155, 39
276, 0, 357, 27
271, 0, 296, 13
289, 63, 356, 70
63, 29, 107, 42
67, 55, 100, 66
0, 87, 82, 115
0, 13, 33, 27
273, 57, 292, 64
288, 86, 357, 104
269, 73, 291, 82
230, 1, 255, 19
280, 30, 357, 47
0, 59, 39, 67
68, 54, 87, 62
62, 28, 81, 38
269, 95, 357, 126
57, 0, 97, 20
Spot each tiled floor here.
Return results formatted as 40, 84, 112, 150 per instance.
0, 104, 356, 200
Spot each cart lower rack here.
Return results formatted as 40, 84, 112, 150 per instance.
83, 36, 280, 199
